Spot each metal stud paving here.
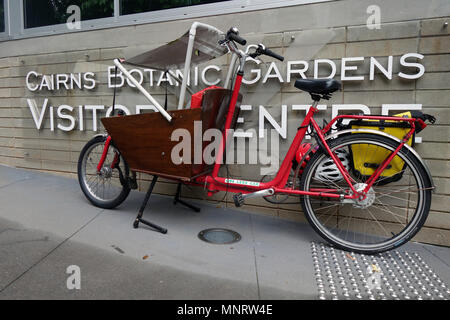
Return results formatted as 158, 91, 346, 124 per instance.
311, 242, 450, 300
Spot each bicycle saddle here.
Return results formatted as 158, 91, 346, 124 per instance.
294, 79, 341, 95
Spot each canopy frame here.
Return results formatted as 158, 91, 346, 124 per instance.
112, 22, 241, 122
178, 22, 225, 109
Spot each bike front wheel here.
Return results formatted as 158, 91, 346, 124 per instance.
299, 133, 432, 254
78, 135, 131, 209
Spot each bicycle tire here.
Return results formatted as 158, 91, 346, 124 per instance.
78, 135, 131, 209
299, 133, 432, 254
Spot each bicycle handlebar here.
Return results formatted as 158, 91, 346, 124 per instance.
260, 47, 284, 62
226, 27, 247, 45
248, 44, 285, 62
229, 32, 247, 45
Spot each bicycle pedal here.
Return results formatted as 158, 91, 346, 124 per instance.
233, 193, 244, 207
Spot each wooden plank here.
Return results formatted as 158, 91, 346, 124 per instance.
101, 88, 241, 180
101, 108, 200, 180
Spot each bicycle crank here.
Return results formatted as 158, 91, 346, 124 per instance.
233, 188, 275, 207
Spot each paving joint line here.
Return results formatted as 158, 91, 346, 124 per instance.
0, 177, 35, 190
421, 244, 450, 269
248, 213, 261, 300
0, 209, 105, 294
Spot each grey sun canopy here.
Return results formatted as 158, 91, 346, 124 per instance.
123, 24, 228, 71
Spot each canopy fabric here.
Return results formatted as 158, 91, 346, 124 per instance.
123, 24, 227, 71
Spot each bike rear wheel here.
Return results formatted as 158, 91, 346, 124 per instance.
78, 135, 131, 209
299, 133, 432, 254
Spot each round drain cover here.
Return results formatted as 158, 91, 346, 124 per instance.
198, 228, 241, 244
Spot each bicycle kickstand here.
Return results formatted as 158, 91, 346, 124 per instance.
173, 183, 201, 212
133, 175, 167, 234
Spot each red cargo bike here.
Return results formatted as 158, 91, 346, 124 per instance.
78, 22, 435, 254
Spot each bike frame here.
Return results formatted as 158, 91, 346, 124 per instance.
189, 71, 422, 201
96, 40, 426, 202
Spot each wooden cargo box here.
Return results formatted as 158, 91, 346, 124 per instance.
101, 89, 241, 181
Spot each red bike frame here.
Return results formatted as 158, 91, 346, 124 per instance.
97, 70, 426, 202
191, 73, 425, 201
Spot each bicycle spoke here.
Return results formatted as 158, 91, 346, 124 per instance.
81, 141, 127, 202
376, 191, 416, 203
300, 134, 430, 253
313, 203, 341, 211
372, 199, 407, 226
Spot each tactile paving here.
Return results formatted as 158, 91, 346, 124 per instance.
311, 241, 450, 300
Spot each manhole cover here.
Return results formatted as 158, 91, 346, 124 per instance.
198, 228, 241, 244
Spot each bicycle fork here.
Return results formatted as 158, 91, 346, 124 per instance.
96, 135, 112, 172
96, 135, 133, 188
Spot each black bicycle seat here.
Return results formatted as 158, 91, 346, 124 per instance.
294, 79, 341, 95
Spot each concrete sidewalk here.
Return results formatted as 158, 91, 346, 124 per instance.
0, 164, 449, 300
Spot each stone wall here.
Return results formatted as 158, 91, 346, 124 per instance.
0, 0, 449, 245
